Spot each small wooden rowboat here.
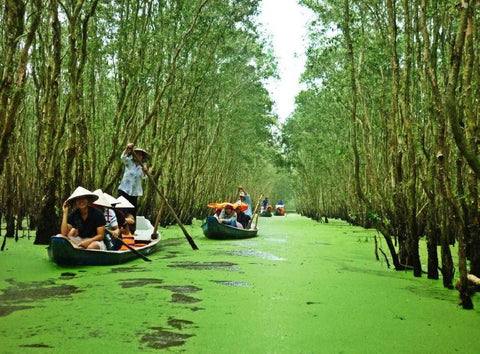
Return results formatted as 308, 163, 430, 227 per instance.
47, 216, 160, 266
47, 236, 160, 266
201, 216, 258, 240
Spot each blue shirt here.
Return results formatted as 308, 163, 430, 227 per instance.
237, 194, 253, 217
118, 152, 146, 196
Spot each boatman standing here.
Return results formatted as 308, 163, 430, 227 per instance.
236, 186, 253, 218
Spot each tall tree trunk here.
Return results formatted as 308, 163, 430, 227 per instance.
0, 0, 41, 175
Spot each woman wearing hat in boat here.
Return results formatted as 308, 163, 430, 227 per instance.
60, 187, 107, 250
218, 203, 238, 227
118, 142, 150, 232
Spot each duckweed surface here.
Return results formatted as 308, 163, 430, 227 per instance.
1, 214, 480, 353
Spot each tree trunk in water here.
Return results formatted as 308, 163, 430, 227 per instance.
34, 178, 58, 245
427, 224, 439, 279
440, 242, 454, 290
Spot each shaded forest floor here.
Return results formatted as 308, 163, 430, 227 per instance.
1, 214, 479, 353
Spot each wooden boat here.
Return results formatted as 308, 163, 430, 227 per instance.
260, 210, 272, 217
201, 216, 258, 240
48, 216, 160, 266
274, 207, 286, 216
47, 236, 160, 266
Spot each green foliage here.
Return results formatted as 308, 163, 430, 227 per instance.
0, 0, 282, 237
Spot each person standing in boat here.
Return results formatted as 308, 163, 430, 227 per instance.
261, 196, 268, 213
118, 142, 150, 233
236, 186, 253, 218
60, 186, 106, 250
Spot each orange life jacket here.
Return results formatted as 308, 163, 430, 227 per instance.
120, 232, 135, 251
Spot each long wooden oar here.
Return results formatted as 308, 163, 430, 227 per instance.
151, 200, 165, 239
107, 229, 152, 262
131, 150, 199, 250
247, 193, 263, 229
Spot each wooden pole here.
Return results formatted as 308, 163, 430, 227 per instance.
131, 149, 199, 250
247, 193, 263, 229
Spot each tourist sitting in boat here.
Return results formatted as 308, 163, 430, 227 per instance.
92, 189, 122, 250
275, 200, 286, 215
207, 202, 224, 219
235, 202, 251, 229
261, 205, 273, 216
107, 195, 137, 249
60, 186, 106, 250
218, 203, 237, 227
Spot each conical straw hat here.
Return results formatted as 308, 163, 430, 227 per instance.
66, 186, 98, 204
115, 196, 134, 209
103, 192, 120, 206
92, 189, 112, 208
133, 148, 151, 160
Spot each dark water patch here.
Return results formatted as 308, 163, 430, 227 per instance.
189, 306, 204, 311
312, 242, 331, 246
171, 293, 202, 304
404, 285, 454, 302
119, 278, 163, 288
161, 251, 181, 259
19, 343, 54, 348
212, 280, 251, 287
157, 285, 201, 293
60, 272, 77, 280
225, 249, 285, 261
140, 327, 195, 350
0, 305, 35, 317
1, 280, 81, 304
168, 261, 239, 271
306, 301, 323, 305
111, 265, 144, 273
168, 318, 194, 330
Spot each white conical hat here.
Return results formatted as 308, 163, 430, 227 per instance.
92, 189, 112, 208
115, 196, 134, 209
103, 192, 120, 206
133, 148, 151, 160
66, 186, 98, 204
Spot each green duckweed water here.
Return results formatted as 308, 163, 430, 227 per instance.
1, 214, 479, 353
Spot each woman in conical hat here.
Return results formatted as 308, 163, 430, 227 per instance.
118, 142, 150, 233
60, 186, 107, 250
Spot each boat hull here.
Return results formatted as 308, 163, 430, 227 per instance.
47, 236, 160, 266
202, 216, 258, 240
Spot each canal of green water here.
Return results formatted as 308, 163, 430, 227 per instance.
1, 214, 479, 353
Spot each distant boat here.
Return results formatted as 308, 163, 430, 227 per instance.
274, 206, 286, 216
47, 216, 160, 266
201, 216, 258, 240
